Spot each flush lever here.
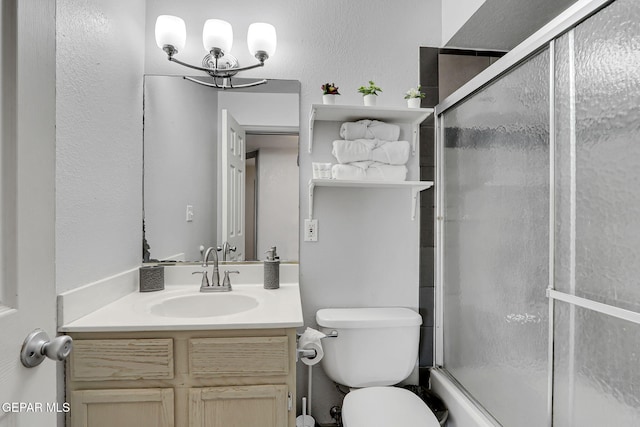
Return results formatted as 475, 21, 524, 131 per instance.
20, 329, 73, 368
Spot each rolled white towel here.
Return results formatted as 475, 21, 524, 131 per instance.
331, 161, 408, 181
340, 119, 400, 142
332, 139, 410, 165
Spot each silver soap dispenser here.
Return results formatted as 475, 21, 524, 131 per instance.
264, 246, 280, 289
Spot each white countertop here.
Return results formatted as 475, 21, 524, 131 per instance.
59, 264, 303, 332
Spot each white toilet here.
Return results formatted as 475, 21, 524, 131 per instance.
316, 307, 440, 427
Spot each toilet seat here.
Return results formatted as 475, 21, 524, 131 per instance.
342, 386, 440, 427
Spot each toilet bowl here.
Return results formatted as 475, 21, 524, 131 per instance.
316, 307, 441, 427
342, 386, 440, 427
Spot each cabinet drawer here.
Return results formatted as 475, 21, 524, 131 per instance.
70, 339, 174, 381
189, 337, 289, 377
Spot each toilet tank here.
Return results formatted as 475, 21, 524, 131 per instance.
316, 307, 422, 388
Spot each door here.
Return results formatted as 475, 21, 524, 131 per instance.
0, 1, 58, 426
221, 110, 246, 261
189, 385, 288, 427
70, 389, 174, 427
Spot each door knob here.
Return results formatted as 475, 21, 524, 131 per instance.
20, 329, 73, 368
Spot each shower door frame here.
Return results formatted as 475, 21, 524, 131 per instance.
432, 0, 638, 425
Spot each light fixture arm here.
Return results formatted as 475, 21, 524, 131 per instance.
183, 76, 268, 89
165, 51, 266, 75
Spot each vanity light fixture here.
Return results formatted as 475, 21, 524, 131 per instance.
155, 15, 277, 89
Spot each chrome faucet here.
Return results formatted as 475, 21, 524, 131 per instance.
221, 241, 237, 261
192, 246, 225, 292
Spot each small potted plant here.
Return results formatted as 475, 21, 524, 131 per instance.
404, 85, 425, 108
321, 83, 340, 105
357, 80, 382, 106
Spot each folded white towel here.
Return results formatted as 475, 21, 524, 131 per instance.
340, 120, 400, 142
332, 139, 410, 165
331, 161, 408, 181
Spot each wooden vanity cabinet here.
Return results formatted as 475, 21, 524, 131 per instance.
66, 329, 296, 427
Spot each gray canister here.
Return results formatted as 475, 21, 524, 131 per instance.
264, 246, 280, 289
139, 265, 165, 292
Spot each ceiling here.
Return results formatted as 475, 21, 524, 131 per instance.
446, 0, 580, 51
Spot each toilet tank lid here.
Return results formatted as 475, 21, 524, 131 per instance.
316, 307, 422, 328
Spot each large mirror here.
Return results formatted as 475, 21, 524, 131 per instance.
143, 76, 300, 263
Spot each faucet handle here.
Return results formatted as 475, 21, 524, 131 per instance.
192, 270, 210, 288
222, 270, 240, 289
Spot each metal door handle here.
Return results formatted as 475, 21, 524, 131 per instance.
20, 329, 73, 368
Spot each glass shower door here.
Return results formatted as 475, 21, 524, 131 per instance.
552, 0, 640, 424
441, 50, 551, 426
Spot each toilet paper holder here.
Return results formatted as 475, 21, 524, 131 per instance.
297, 330, 338, 339
297, 348, 318, 359
296, 329, 338, 360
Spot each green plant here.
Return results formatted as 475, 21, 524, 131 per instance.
321, 82, 340, 95
404, 84, 425, 99
357, 80, 382, 96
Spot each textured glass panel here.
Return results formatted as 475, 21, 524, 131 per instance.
555, 0, 640, 312
442, 49, 549, 426
553, 302, 640, 426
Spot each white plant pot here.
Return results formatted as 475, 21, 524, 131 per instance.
407, 98, 421, 108
363, 94, 377, 106
322, 94, 336, 105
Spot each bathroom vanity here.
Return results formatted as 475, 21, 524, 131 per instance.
59, 264, 302, 427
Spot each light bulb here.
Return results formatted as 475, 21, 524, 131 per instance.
247, 23, 277, 60
155, 15, 186, 52
203, 19, 233, 54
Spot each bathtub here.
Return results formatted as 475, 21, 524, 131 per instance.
430, 369, 500, 427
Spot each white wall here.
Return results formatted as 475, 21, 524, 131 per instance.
56, 0, 146, 293
442, 0, 485, 46
143, 76, 218, 261
144, 0, 441, 422
145, 0, 441, 106
217, 92, 299, 130
256, 143, 299, 261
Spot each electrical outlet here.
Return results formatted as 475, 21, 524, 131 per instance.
304, 219, 318, 242
186, 205, 194, 222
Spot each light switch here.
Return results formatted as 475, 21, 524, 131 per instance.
186, 205, 194, 222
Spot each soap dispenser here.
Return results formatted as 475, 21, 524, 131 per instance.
264, 246, 280, 289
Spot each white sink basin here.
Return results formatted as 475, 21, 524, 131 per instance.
150, 293, 259, 318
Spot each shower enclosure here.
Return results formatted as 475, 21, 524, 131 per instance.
433, 0, 640, 425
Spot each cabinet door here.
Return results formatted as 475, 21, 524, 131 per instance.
70, 388, 174, 427
189, 385, 288, 427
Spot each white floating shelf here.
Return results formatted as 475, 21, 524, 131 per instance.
308, 179, 434, 221
308, 104, 434, 154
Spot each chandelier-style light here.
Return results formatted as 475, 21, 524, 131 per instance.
155, 15, 277, 89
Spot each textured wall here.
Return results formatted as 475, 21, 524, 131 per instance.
145, 0, 441, 105
56, 0, 146, 292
